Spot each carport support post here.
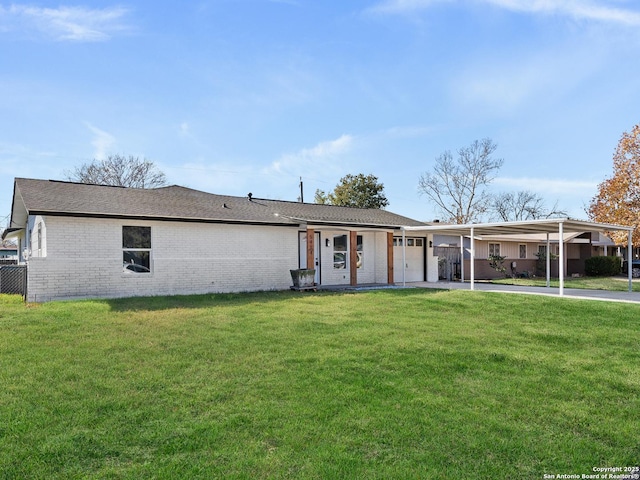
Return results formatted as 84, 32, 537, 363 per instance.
559, 222, 564, 296
402, 228, 406, 287
470, 227, 475, 291
546, 233, 550, 288
628, 230, 633, 292
460, 235, 464, 283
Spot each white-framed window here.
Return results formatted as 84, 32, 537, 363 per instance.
123, 226, 151, 273
538, 244, 558, 256
37, 222, 42, 256
333, 234, 347, 269
356, 235, 363, 269
394, 237, 424, 247
519, 244, 526, 259
488, 243, 501, 256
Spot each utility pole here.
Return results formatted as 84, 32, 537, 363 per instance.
299, 177, 304, 203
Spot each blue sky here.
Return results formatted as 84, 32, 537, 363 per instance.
2, 0, 640, 227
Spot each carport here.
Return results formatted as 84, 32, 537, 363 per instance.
401, 218, 635, 296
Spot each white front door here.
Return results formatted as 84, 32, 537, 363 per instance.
299, 232, 321, 284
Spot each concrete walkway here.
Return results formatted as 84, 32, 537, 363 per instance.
405, 281, 640, 304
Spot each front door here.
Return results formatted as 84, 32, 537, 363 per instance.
299, 231, 321, 284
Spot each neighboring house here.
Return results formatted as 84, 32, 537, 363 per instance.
3, 178, 435, 302
0, 243, 18, 264
432, 230, 618, 280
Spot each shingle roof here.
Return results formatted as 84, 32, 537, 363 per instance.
12, 178, 425, 229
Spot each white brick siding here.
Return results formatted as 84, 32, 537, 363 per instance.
27, 216, 299, 302
316, 230, 389, 286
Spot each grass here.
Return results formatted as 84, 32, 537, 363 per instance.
490, 275, 640, 292
1, 289, 639, 479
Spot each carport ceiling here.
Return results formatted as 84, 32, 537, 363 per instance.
403, 218, 633, 237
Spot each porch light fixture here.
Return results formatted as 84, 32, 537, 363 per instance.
325, 238, 330, 247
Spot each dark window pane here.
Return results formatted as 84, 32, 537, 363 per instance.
333, 235, 347, 252
123, 226, 151, 248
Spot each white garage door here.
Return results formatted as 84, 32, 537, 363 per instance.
393, 237, 425, 283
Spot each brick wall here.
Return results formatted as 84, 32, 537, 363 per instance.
27, 216, 299, 302
463, 259, 559, 279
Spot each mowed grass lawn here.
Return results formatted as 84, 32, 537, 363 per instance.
491, 275, 640, 292
1, 290, 639, 479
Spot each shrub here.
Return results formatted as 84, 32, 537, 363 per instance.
488, 254, 507, 277
585, 256, 621, 276
535, 250, 558, 276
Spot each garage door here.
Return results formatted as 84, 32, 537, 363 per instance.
393, 237, 425, 283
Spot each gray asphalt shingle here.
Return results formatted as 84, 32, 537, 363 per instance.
14, 178, 425, 228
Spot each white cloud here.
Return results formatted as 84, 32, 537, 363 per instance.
367, 0, 640, 25
268, 134, 354, 176
485, 0, 640, 25
366, 0, 451, 15
451, 42, 603, 115
179, 122, 191, 137
164, 161, 257, 195
85, 123, 116, 160
0, 5, 131, 41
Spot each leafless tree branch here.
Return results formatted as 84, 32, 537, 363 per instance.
64, 154, 167, 188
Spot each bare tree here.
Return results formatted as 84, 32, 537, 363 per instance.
65, 154, 167, 188
418, 138, 503, 224
491, 191, 567, 221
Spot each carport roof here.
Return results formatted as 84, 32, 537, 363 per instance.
402, 218, 633, 237
401, 217, 635, 296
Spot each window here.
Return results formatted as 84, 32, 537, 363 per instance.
488, 243, 501, 257
123, 226, 151, 273
356, 235, 363, 269
538, 244, 557, 257
394, 237, 424, 247
519, 244, 526, 259
37, 223, 42, 256
333, 234, 347, 269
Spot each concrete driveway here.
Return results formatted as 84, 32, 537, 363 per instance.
406, 281, 640, 304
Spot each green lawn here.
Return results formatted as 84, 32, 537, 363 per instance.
490, 275, 640, 291
1, 290, 639, 479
